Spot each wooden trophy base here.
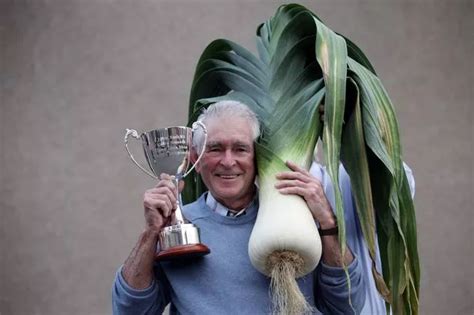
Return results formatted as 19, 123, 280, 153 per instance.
155, 243, 210, 261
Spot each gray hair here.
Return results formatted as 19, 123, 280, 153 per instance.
192, 100, 260, 152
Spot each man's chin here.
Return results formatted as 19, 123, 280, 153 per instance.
213, 188, 241, 200
215, 175, 241, 182
216, 188, 239, 197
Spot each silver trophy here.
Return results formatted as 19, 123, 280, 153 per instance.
124, 122, 210, 261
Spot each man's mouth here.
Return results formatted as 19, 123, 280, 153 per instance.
216, 174, 240, 179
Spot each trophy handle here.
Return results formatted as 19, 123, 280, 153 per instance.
182, 121, 208, 178
124, 128, 158, 179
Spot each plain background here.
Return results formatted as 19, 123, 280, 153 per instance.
1, 0, 472, 314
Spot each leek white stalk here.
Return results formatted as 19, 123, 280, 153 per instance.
249, 143, 323, 314
248, 175, 321, 278
250, 178, 321, 315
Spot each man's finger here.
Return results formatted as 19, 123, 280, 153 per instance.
156, 174, 177, 190
277, 186, 308, 199
274, 179, 307, 189
149, 187, 177, 206
156, 199, 173, 217
159, 173, 174, 181
276, 170, 310, 183
285, 160, 310, 175
146, 197, 173, 217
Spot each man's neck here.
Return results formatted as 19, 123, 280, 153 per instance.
215, 196, 254, 211
211, 187, 256, 211
206, 191, 257, 219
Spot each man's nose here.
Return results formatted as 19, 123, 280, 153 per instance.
220, 150, 236, 167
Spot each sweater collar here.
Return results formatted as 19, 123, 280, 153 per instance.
205, 191, 257, 218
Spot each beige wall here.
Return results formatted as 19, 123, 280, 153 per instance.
1, 0, 472, 314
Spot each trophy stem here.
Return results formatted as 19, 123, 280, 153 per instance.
173, 176, 184, 224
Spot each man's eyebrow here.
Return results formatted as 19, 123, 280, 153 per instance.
206, 141, 222, 147
206, 141, 220, 145
233, 141, 251, 147
205, 141, 251, 148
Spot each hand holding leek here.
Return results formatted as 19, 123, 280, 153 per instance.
275, 160, 354, 267
275, 160, 336, 229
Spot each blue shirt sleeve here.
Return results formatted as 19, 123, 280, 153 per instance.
315, 256, 366, 314
310, 161, 416, 315
111, 265, 169, 315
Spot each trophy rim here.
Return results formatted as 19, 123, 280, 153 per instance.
161, 223, 198, 233
141, 125, 191, 134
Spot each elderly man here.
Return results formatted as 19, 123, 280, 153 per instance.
112, 100, 366, 314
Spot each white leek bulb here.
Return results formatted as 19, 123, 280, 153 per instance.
248, 176, 322, 277
248, 153, 322, 314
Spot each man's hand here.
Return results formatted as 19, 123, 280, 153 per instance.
122, 173, 183, 290
143, 173, 180, 231
275, 161, 354, 266
274, 161, 336, 229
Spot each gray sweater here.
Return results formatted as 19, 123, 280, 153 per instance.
112, 193, 365, 314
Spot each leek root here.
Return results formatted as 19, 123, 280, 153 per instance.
267, 250, 314, 315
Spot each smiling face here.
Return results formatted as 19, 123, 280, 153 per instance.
195, 116, 256, 210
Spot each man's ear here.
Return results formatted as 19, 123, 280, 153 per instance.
191, 149, 201, 173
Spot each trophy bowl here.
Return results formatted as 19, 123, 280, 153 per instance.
124, 122, 210, 261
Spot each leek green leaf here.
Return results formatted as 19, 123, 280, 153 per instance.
185, 4, 420, 314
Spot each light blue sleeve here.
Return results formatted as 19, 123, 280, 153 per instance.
310, 161, 416, 315
309, 163, 366, 314
111, 265, 169, 315
315, 256, 366, 314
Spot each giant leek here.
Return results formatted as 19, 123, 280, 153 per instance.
184, 3, 420, 314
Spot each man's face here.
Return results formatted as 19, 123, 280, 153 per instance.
195, 116, 256, 210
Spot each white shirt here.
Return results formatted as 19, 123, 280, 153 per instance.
310, 161, 415, 315
205, 191, 256, 218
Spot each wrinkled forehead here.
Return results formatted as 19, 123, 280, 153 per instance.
205, 116, 255, 144
205, 139, 254, 149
